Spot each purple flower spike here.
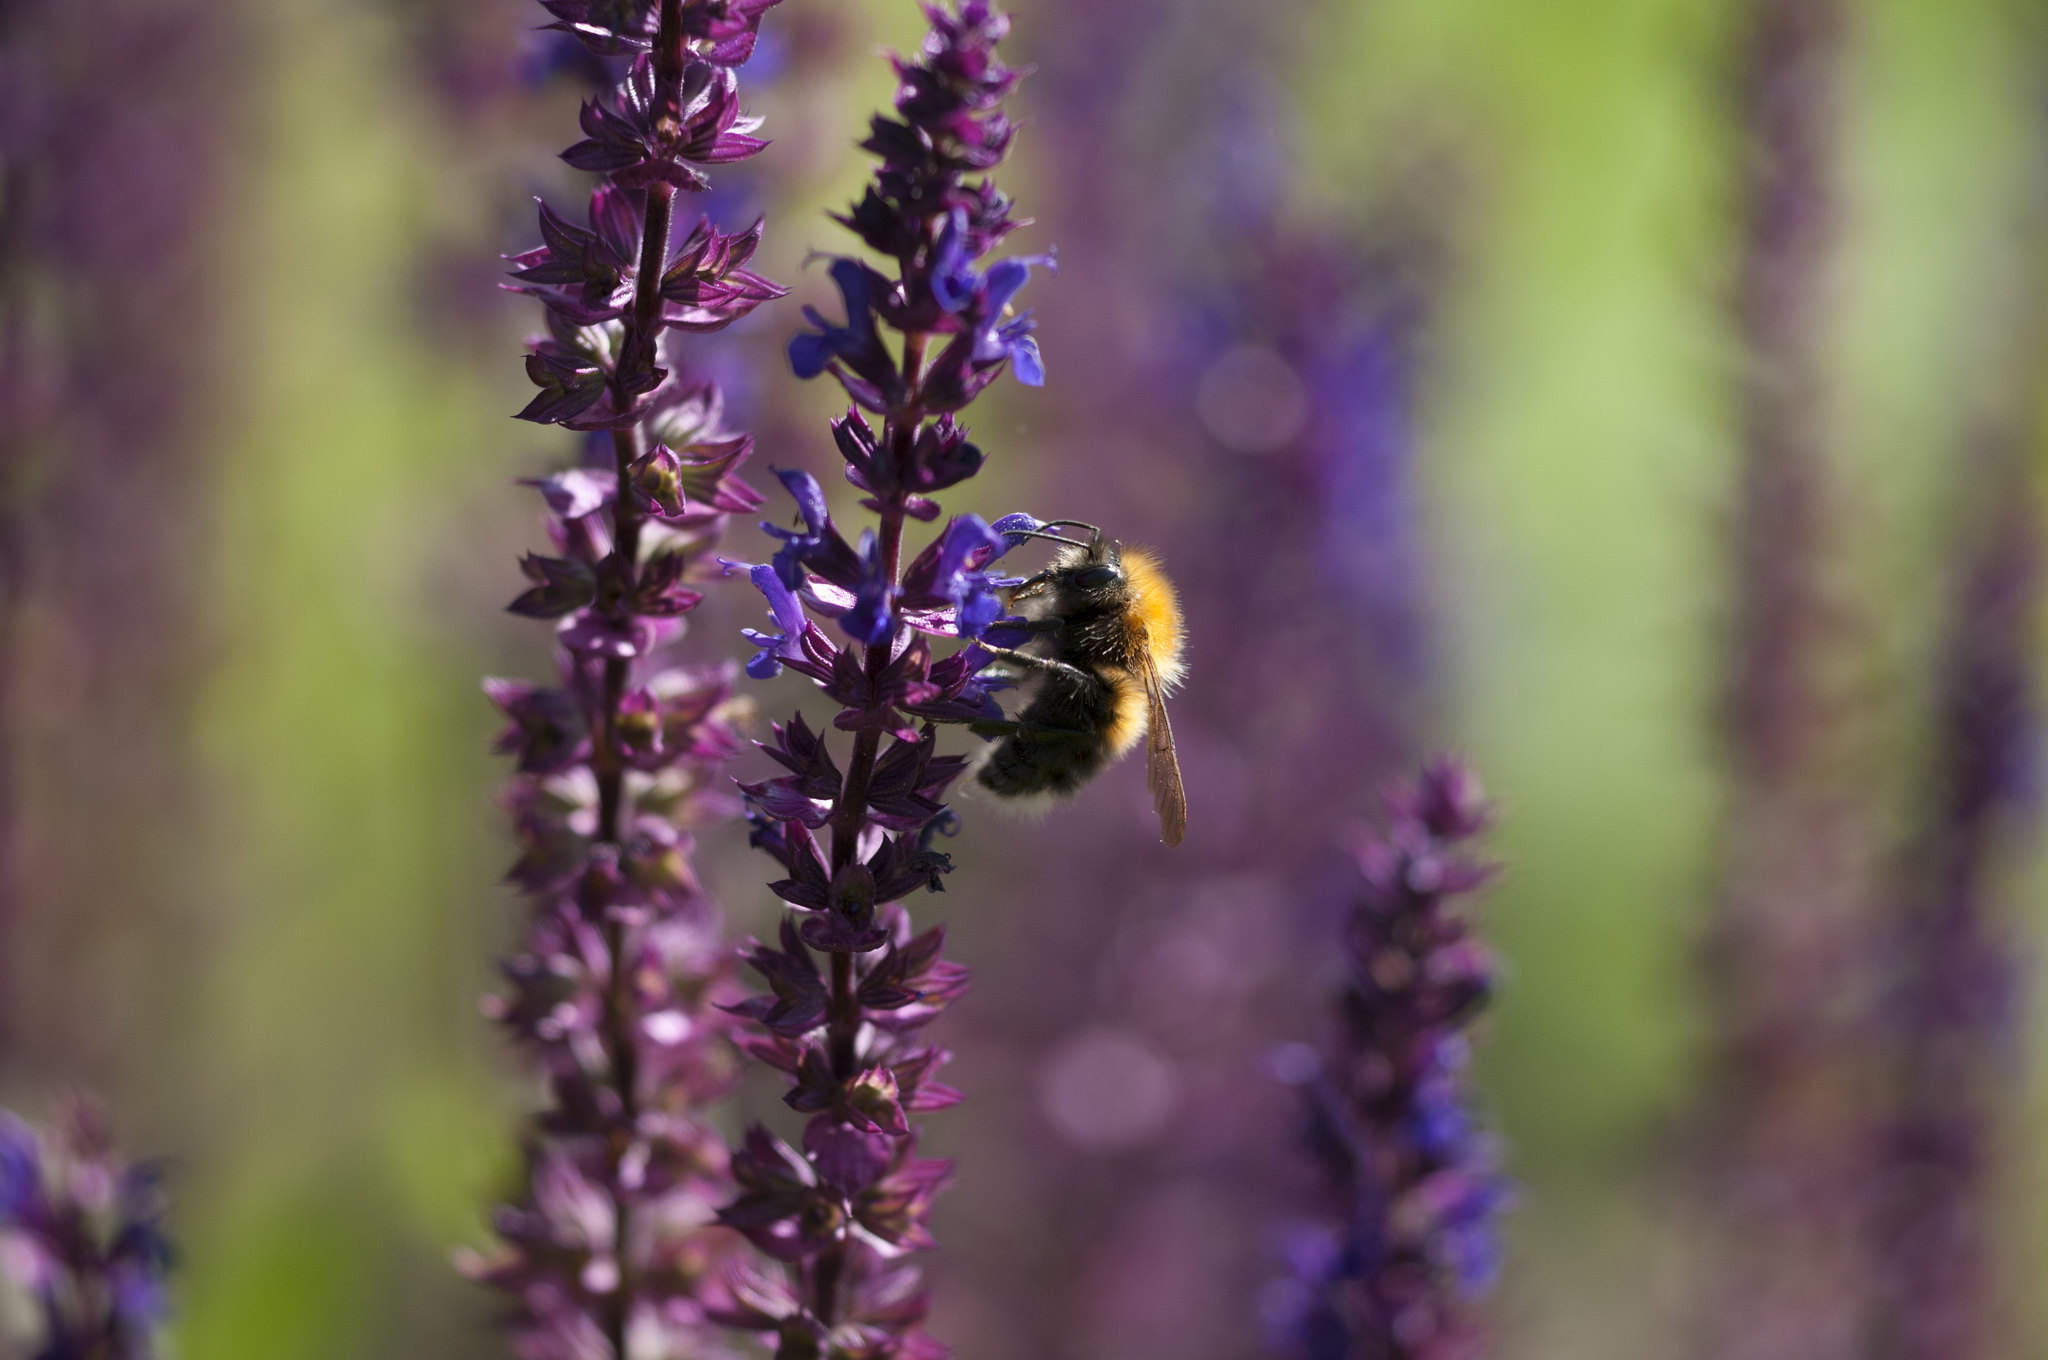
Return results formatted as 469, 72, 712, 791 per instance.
1267, 760, 1511, 1360
472, 0, 789, 1354
1871, 293, 2045, 1360
717, 5, 1051, 1352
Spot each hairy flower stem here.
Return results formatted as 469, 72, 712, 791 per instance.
810, 326, 929, 1325
596, 417, 645, 1356
586, 18, 689, 1354
595, 1, 684, 848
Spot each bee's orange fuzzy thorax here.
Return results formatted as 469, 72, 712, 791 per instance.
1120, 547, 1185, 689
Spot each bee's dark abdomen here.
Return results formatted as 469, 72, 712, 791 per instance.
978, 673, 1115, 798
978, 727, 1109, 796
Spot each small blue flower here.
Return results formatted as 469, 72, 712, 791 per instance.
928, 209, 981, 314
994, 319, 1044, 386
761, 466, 865, 592
969, 254, 1051, 386
789, 258, 879, 379
741, 563, 814, 679
989, 510, 1043, 545
1407, 1038, 1475, 1159
840, 530, 900, 645
1442, 1176, 1512, 1298
935, 516, 1008, 638
110, 1258, 172, 1329
898, 513, 1022, 639
925, 208, 1052, 387
763, 467, 833, 588
0, 1115, 40, 1224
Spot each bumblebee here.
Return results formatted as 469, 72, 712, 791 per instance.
972, 522, 1188, 847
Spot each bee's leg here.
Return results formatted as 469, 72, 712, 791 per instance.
1001, 569, 1058, 600
971, 644, 1095, 686
968, 717, 1097, 743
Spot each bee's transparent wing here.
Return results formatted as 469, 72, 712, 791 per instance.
1141, 660, 1187, 847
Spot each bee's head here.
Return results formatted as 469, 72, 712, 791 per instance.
1062, 539, 1124, 593
1004, 521, 1121, 601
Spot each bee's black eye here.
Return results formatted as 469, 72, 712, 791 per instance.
1071, 564, 1122, 590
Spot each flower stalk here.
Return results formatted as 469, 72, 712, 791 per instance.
466, 1, 786, 1355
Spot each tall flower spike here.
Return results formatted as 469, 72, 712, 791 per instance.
0, 1102, 173, 1360
468, 1, 788, 1356
1869, 201, 2048, 1360
1691, 3, 1886, 1357
716, 4, 1048, 1354
1265, 760, 1511, 1360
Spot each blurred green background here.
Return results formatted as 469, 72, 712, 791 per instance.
5, 0, 2048, 1356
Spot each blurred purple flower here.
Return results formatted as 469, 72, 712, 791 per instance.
1265, 760, 1509, 1360
1870, 281, 2046, 1360
0, 0, 235, 1069
1692, 5, 1884, 1359
0, 1102, 172, 1360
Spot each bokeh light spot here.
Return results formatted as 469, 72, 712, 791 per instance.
1038, 1026, 1180, 1152
1194, 345, 1309, 453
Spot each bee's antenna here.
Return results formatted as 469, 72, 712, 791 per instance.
1005, 528, 1092, 550
1035, 519, 1100, 537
